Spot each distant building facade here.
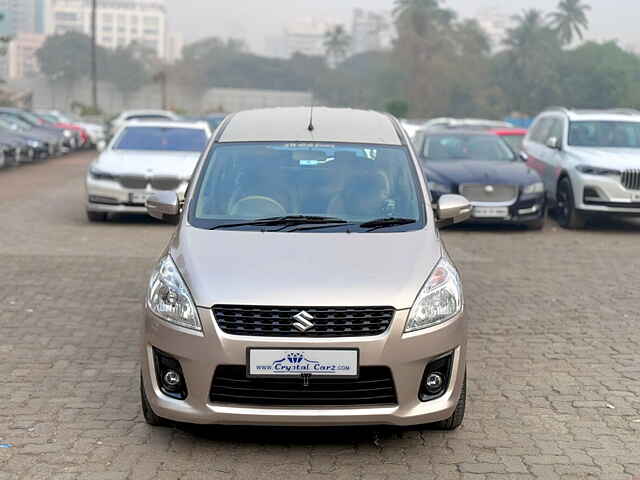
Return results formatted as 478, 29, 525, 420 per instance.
7, 32, 45, 79
43, 0, 168, 58
351, 8, 392, 55
283, 17, 335, 58
0, 0, 37, 36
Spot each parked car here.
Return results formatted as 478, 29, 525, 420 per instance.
0, 115, 53, 159
491, 128, 528, 153
0, 109, 64, 155
107, 109, 179, 140
423, 118, 514, 131
40, 110, 106, 147
400, 118, 429, 140
140, 106, 472, 429
85, 120, 212, 221
523, 107, 640, 228
33, 111, 89, 148
414, 128, 546, 229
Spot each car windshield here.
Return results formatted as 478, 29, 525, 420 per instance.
568, 121, 640, 148
0, 115, 31, 130
114, 126, 208, 152
423, 134, 515, 161
189, 142, 424, 232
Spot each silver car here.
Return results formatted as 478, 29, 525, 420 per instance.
140, 107, 472, 428
523, 107, 640, 228
85, 120, 211, 221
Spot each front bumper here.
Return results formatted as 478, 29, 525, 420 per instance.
141, 307, 467, 427
575, 173, 640, 215
86, 176, 187, 214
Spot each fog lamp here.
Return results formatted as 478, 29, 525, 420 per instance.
425, 373, 444, 394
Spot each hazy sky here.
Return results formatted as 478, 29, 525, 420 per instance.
167, 0, 640, 53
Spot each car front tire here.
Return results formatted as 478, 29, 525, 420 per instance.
432, 371, 466, 431
556, 177, 586, 229
140, 376, 170, 427
87, 211, 108, 222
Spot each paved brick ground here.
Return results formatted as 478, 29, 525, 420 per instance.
0, 151, 639, 480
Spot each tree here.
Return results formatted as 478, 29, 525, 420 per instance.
103, 42, 154, 105
393, 0, 456, 38
548, 0, 591, 46
324, 25, 352, 66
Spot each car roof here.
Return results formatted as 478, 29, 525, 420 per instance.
122, 120, 209, 130
120, 109, 177, 118
218, 107, 402, 145
424, 128, 496, 136
543, 107, 640, 123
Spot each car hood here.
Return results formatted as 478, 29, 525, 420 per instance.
566, 147, 640, 169
423, 160, 540, 186
171, 226, 441, 310
96, 150, 201, 177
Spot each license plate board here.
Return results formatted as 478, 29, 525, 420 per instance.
129, 192, 150, 205
247, 348, 359, 378
472, 206, 509, 218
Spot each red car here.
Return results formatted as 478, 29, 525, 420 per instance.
491, 128, 527, 153
29, 111, 89, 148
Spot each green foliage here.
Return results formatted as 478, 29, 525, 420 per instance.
324, 25, 352, 66
386, 99, 409, 118
548, 0, 591, 45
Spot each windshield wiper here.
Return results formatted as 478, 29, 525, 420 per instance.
208, 215, 349, 231
359, 217, 417, 232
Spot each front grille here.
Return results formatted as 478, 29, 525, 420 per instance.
213, 305, 395, 337
151, 176, 182, 190
119, 175, 148, 189
210, 365, 397, 406
621, 169, 640, 190
459, 184, 518, 203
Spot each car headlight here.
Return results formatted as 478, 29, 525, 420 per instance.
576, 165, 620, 176
89, 165, 116, 181
63, 129, 73, 138
147, 255, 201, 331
405, 255, 463, 333
522, 182, 544, 194
27, 140, 41, 148
428, 181, 450, 193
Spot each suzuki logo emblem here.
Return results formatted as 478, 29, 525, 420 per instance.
484, 185, 494, 193
292, 311, 315, 332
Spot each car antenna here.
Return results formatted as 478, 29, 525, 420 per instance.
307, 103, 315, 132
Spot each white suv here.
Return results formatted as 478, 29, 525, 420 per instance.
522, 108, 640, 228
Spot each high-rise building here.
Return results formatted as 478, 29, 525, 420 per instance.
43, 0, 168, 58
7, 32, 45, 79
283, 17, 335, 58
0, 0, 37, 35
351, 9, 392, 55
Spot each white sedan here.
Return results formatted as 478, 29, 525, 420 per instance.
85, 120, 211, 221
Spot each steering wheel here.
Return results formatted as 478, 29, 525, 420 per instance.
230, 196, 286, 218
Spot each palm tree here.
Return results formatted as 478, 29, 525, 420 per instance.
324, 25, 352, 66
503, 9, 549, 50
548, 0, 591, 45
393, 0, 456, 38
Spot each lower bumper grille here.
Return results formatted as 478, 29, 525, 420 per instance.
459, 184, 518, 203
213, 305, 395, 337
210, 365, 398, 406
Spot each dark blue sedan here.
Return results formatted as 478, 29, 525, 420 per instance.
413, 129, 546, 229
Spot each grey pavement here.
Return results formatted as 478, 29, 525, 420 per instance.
0, 151, 639, 479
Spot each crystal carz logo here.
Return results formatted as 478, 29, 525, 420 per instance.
254, 352, 352, 374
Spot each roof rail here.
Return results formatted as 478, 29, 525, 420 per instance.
606, 108, 640, 115
545, 106, 571, 113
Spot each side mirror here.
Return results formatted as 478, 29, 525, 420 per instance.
519, 151, 529, 162
435, 194, 472, 228
546, 136, 561, 150
96, 140, 107, 152
146, 191, 180, 223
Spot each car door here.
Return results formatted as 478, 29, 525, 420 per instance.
539, 116, 567, 201
524, 116, 553, 190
